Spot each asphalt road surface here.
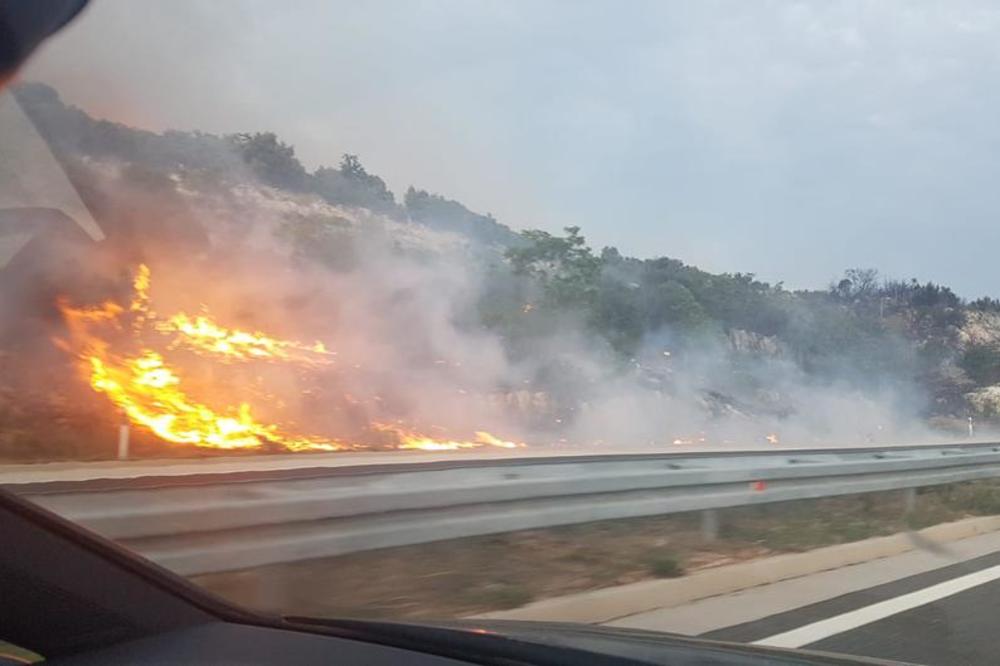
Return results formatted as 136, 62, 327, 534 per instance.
613, 530, 1000, 665
709, 552, 1000, 664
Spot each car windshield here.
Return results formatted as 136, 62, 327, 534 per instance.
6, 2, 1000, 665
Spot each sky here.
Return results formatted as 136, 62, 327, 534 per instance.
20, 0, 1000, 297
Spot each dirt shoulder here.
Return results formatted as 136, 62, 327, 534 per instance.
191, 480, 1000, 620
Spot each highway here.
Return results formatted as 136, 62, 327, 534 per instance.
8, 442, 1000, 664
608, 529, 1000, 665
6, 441, 1000, 576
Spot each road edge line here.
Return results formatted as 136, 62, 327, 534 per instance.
470, 515, 1000, 624
753, 562, 1000, 648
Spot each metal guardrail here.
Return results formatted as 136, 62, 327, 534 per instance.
7, 442, 1000, 575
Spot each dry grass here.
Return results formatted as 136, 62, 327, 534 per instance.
192, 481, 1000, 620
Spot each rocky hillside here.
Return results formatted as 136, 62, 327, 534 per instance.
9, 81, 1000, 451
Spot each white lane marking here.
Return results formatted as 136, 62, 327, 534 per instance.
754, 562, 1000, 649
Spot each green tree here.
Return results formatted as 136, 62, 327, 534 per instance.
970, 297, 1000, 312
505, 226, 603, 309
832, 268, 880, 301
227, 132, 308, 190
313, 154, 398, 214
592, 279, 644, 354
960, 344, 1000, 386
643, 280, 708, 331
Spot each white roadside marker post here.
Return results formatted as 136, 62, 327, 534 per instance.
117, 421, 130, 460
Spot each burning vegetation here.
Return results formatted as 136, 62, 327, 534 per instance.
3, 82, 983, 463
55, 264, 521, 454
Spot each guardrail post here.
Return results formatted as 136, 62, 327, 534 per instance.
903, 487, 917, 514
701, 508, 719, 541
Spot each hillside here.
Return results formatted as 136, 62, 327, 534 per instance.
4, 82, 1000, 460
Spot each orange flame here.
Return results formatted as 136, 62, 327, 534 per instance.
88, 351, 341, 451
57, 265, 522, 454
375, 423, 521, 451
157, 313, 334, 366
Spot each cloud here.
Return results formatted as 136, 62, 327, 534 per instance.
22, 0, 1000, 296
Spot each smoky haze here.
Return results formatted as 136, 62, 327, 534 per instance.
7, 2, 1000, 460
21, 0, 1000, 297
0, 78, 956, 462
30, 159, 937, 454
